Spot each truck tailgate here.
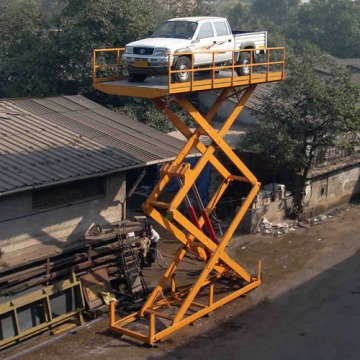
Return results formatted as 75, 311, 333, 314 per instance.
234, 31, 267, 51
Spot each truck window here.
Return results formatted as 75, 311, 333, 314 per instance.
151, 21, 197, 40
197, 22, 214, 39
214, 21, 229, 36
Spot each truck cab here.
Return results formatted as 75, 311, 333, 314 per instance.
122, 17, 266, 83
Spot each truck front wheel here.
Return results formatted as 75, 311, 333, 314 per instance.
128, 73, 147, 82
236, 52, 251, 76
172, 56, 191, 83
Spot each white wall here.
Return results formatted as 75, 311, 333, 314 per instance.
305, 163, 360, 215
0, 173, 126, 253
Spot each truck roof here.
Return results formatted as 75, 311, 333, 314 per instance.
168, 16, 226, 23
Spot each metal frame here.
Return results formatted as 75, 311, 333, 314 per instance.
93, 47, 285, 98
109, 86, 263, 344
0, 270, 84, 350
92, 45, 286, 344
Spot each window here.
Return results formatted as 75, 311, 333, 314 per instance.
197, 22, 214, 39
214, 21, 229, 36
318, 184, 327, 199
32, 177, 105, 210
151, 21, 197, 40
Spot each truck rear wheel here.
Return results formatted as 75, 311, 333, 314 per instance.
236, 52, 251, 76
172, 56, 191, 83
128, 73, 147, 82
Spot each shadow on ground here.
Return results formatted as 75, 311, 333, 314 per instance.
146, 246, 360, 360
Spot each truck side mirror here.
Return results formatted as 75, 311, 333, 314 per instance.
191, 39, 200, 44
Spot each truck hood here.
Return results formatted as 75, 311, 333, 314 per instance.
126, 38, 191, 51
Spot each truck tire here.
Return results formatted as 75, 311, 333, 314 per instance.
236, 52, 251, 76
128, 73, 147, 82
172, 56, 191, 83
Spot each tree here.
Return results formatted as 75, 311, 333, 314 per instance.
286, 0, 360, 58
215, 1, 262, 31
0, 0, 58, 97
251, 0, 300, 25
0, 0, 213, 132
240, 45, 360, 218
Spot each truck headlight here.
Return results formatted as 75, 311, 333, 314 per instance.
125, 46, 133, 54
153, 48, 170, 57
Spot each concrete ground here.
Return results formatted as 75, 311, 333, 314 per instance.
2, 203, 360, 360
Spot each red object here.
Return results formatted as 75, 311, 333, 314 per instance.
202, 210, 218, 244
188, 206, 212, 260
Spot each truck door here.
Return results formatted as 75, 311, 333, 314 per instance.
192, 21, 217, 66
213, 20, 233, 63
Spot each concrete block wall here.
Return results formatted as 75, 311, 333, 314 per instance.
0, 173, 126, 253
238, 196, 294, 234
305, 162, 360, 217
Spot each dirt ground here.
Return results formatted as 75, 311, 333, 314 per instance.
2, 203, 360, 360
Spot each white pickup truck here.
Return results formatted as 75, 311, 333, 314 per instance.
122, 16, 267, 83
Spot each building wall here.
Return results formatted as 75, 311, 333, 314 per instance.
238, 196, 294, 234
198, 91, 258, 125
0, 173, 126, 253
304, 162, 360, 217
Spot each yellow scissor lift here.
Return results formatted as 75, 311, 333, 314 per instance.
93, 47, 285, 345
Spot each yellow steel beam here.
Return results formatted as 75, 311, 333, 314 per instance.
108, 82, 270, 345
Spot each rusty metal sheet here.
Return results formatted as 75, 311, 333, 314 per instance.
80, 269, 113, 309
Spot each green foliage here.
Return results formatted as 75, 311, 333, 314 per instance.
0, 0, 45, 45
252, 0, 300, 25
218, 0, 359, 58
286, 0, 360, 58
215, 1, 261, 30
0, 0, 358, 141
240, 45, 360, 211
0, 0, 214, 99
0, 0, 57, 97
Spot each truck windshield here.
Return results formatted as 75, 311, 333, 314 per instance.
151, 21, 197, 40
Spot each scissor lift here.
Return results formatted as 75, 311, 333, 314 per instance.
93, 47, 285, 344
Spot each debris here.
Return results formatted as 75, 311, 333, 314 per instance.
101, 292, 117, 305
259, 218, 297, 237
310, 214, 328, 225
298, 222, 310, 229
51, 323, 77, 336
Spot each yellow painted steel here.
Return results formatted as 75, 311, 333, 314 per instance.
93, 47, 285, 98
93, 46, 285, 345
107, 87, 264, 344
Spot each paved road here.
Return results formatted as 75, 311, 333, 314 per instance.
151, 226, 360, 360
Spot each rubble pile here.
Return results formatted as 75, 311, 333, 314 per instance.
258, 218, 296, 236
258, 213, 330, 236
309, 214, 329, 225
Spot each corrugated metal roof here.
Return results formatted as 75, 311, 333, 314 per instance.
245, 82, 276, 112
0, 96, 188, 195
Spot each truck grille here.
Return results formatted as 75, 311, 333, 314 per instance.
133, 47, 154, 55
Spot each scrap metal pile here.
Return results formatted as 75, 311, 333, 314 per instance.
0, 221, 147, 298
0, 220, 150, 350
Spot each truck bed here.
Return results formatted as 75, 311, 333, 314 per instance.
233, 30, 267, 52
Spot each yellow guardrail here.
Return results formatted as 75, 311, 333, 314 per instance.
93, 47, 285, 93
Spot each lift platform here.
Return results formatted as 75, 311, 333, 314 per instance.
93, 47, 285, 344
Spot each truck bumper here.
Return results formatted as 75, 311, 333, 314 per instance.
123, 55, 174, 75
